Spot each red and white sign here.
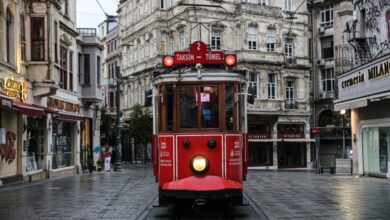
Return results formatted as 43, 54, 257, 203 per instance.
174, 41, 224, 65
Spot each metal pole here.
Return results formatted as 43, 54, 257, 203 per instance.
315, 133, 320, 174
114, 66, 122, 171
342, 116, 345, 159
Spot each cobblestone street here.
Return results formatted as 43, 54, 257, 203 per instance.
245, 171, 390, 219
1, 166, 390, 219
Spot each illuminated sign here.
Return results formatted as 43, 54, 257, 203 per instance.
48, 97, 80, 113
0, 74, 28, 102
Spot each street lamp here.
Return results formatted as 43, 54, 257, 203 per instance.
114, 66, 123, 171
340, 109, 346, 159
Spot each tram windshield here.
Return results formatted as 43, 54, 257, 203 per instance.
158, 82, 241, 132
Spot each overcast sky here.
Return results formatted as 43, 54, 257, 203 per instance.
76, 0, 119, 28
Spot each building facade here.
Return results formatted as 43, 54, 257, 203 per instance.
309, 0, 354, 170
335, 0, 390, 178
1, 0, 101, 185
116, 0, 312, 169
77, 28, 103, 172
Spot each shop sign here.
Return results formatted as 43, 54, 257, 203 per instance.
47, 97, 80, 113
249, 134, 269, 139
0, 74, 28, 102
337, 55, 390, 102
0, 131, 17, 164
277, 124, 305, 139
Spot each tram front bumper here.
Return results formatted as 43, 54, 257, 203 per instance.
161, 175, 242, 200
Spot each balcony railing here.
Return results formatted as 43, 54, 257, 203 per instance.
285, 101, 297, 109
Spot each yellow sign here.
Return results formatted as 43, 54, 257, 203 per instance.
0, 74, 28, 102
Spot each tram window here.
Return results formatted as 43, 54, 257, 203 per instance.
200, 86, 219, 128
179, 86, 198, 128
225, 84, 234, 131
166, 85, 174, 131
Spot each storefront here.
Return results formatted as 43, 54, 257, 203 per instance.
47, 96, 82, 175
277, 124, 308, 168
248, 121, 312, 169
335, 53, 390, 177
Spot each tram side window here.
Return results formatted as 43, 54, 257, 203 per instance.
166, 85, 174, 131
200, 86, 219, 128
225, 84, 234, 131
179, 86, 198, 128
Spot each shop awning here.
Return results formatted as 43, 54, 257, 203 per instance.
58, 112, 84, 121
249, 139, 281, 142
281, 138, 315, 142
13, 101, 45, 117
0, 92, 12, 108
249, 138, 315, 143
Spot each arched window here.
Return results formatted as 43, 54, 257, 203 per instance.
6, 7, 13, 63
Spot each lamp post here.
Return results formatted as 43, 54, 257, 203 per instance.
114, 66, 122, 171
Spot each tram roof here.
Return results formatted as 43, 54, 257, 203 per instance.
152, 68, 247, 84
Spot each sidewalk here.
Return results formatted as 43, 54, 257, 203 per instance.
245, 171, 390, 219
0, 164, 157, 219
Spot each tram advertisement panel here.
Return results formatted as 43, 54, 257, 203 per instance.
225, 134, 243, 182
158, 135, 174, 186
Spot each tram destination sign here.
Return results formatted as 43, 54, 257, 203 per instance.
174, 41, 224, 65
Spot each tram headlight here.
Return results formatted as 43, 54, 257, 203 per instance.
190, 155, 210, 175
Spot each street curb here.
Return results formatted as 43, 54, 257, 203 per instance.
243, 191, 270, 220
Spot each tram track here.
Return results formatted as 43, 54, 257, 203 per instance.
138, 192, 269, 220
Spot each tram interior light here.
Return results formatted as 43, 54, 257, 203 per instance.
225, 54, 236, 66
163, 56, 174, 67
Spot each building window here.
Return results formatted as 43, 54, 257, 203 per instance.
161, 0, 164, 9
321, 68, 334, 92
84, 54, 90, 84
109, 92, 114, 108
321, 37, 334, 59
78, 53, 82, 83
169, 37, 174, 54
268, 73, 276, 99
387, 11, 390, 38
286, 80, 294, 102
60, 47, 68, 90
237, 25, 243, 50
31, 17, 45, 61
64, 0, 69, 16
54, 21, 58, 63
21, 15, 26, 62
6, 8, 12, 63
249, 73, 258, 99
285, 38, 294, 57
97, 56, 101, 86
180, 31, 186, 49
267, 28, 276, 52
211, 30, 221, 50
285, 0, 292, 11
248, 25, 257, 50
241, 0, 248, 3
320, 3, 333, 27
258, 0, 267, 5
69, 51, 73, 91
160, 32, 166, 54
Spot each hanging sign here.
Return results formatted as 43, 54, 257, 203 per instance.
0, 73, 28, 102
174, 41, 225, 65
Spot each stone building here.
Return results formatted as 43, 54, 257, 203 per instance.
308, 0, 354, 170
116, 0, 312, 169
335, 0, 390, 177
0, 0, 101, 185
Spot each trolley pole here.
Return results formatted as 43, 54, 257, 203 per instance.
114, 66, 122, 171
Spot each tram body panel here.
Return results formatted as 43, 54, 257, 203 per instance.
176, 134, 223, 180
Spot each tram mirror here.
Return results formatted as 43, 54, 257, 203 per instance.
144, 89, 153, 107
247, 85, 255, 104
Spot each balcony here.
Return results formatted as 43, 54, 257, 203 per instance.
285, 101, 297, 110
102, 78, 116, 86
77, 28, 97, 37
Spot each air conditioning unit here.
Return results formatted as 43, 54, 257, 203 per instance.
318, 26, 325, 34
317, 59, 325, 66
286, 57, 295, 64
321, 92, 327, 99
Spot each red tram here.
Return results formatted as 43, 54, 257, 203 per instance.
152, 41, 250, 205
